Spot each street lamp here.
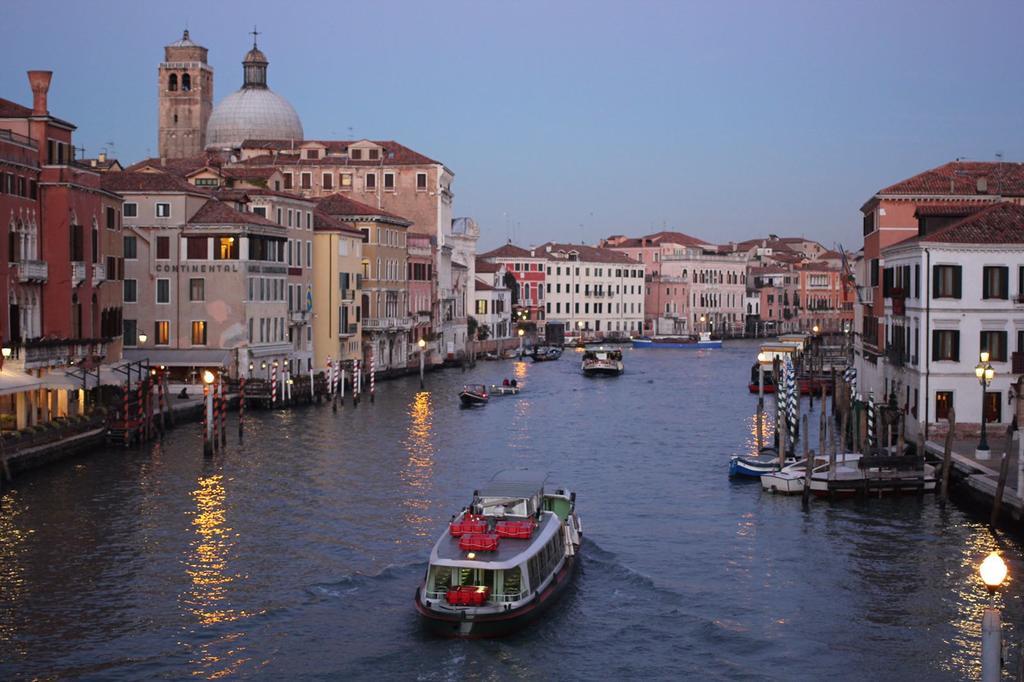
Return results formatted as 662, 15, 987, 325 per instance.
417, 337, 426, 388
518, 328, 525, 358
812, 324, 820, 335
756, 351, 769, 402
978, 551, 1008, 682
577, 320, 584, 342
975, 352, 995, 458
700, 314, 706, 335
138, 332, 148, 345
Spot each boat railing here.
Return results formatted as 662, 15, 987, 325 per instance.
424, 588, 528, 604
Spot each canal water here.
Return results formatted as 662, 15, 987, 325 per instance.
1, 340, 1022, 680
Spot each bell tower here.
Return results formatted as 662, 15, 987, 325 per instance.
158, 30, 213, 159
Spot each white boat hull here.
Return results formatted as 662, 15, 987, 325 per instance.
760, 471, 805, 494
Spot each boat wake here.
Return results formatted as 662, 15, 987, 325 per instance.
306, 561, 427, 602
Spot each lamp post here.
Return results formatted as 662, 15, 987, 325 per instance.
756, 351, 768, 403
202, 369, 215, 457
1, 345, 11, 372
979, 551, 1008, 682
976, 351, 995, 458
417, 338, 426, 388
577, 320, 584, 343
700, 314, 706, 335
518, 328, 525, 358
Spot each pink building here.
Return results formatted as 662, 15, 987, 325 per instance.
795, 262, 853, 333
407, 232, 435, 346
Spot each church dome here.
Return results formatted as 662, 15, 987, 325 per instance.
205, 39, 303, 150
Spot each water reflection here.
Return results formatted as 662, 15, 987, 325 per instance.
0, 489, 28, 659
181, 472, 252, 678
401, 391, 435, 537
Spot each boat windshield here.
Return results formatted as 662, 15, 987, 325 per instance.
425, 565, 525, 603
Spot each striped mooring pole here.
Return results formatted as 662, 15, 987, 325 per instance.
867, 391, 876, 450
238, 375, 246, 442
136, 380, 145, 445
123, 382, 131, 448
326, 357, 334, 396
370, 351, 376, 403
271, 362, 278, 408
219, 376, 227, 448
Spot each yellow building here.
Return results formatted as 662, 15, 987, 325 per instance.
312, 210, 364, 370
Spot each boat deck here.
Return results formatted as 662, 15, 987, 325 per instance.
435, 512, 558, 565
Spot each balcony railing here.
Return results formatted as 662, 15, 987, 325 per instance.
339, 323, 358, 337
362, 317, 414, 331
71, 261, 86, 287
289, 309, 309, 324
15, 260, 48, 283
91, 262, 106, 287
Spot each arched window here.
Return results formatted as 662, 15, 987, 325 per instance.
168, 74, 178, 91
182, 73, 191, 91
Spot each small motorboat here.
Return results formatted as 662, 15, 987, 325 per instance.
415, 470, 582, 638
489, 383, 520, 396
760, 456, 827, 494
531, 346, 563, 362
581, 345, 623, 376
459, 384, 489, 406
729, 447, 796, 479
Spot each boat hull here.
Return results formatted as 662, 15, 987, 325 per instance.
459, 393, 488, 406
416, 551, 578, 638
729, 454, 784, 478
760, 472, 805, 494
582, 366, 622, 376
632, 338, 722, 349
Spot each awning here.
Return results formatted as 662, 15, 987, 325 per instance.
39, 365, 127, 390
0, 369, 43, 396
121, 349, 233, 368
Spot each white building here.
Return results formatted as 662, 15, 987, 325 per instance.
537, 243, 645, 337
474, 261, 513, 341
878, 202, 1024, 444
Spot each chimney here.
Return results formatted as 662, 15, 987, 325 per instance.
27, 70, 53, 115
977, 177, 988, 194
98, 151, 106, 163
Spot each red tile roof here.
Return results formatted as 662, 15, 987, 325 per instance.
313, 209, 362, 236
879, 161, 1024, 197
536, 242, 641, 265
0, 98, 33, 118
641, 230, 710, 248
187, 199, 282, 228
124, 152, 232, 176
234, 186, 314, 203
920, 202, 1024, 244
478, 243, 534, 259
913, 202, 990, 218
475, 279, 496, 291
315, 192, 412, 225
475, 260, 500, 273
100, 171, 206, 194
239, 139, 441, 166
797, 262, 838, 272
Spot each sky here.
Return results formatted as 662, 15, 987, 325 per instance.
3, 0, 1023, 251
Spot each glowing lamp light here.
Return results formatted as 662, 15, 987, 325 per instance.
286, 378, 294, 385
202, 370, 215, 385
518, 329, 525, 337
417, 338, 426, 349
980, 351, 991, 364
1, 347, 11, 359
976, 365, 986, 379
138, 332, 148, 345
985, 367, 995, 381
980, 552, 1008, 592
249, 362, 254, 370
812, 324, 820, 334
261, 361, 267, 370
757, 351, 769, 364
466, 552, 476, 560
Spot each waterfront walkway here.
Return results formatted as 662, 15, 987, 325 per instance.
925, 432, 1024, 519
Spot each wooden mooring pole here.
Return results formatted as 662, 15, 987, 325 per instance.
990, 449, 1011, 529
941, 407, 956, 502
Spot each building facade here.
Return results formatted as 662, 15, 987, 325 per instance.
158, 31, 213, 159
311, 210, 363, 371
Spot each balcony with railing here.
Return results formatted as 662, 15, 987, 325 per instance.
71, 261, 86, 287
362, 317, 414, 331
339, 323, 359, 337
15, 260, 48, 283
91, 262, 106, 287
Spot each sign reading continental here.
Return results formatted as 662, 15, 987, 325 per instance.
154, 263, 241, 274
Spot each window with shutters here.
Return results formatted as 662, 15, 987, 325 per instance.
154, 321, 169, 345
124, 235, 137, 259
123, 279, 137, 303
191, 321, 207, 346
932, 330, 959, 361
984, 392, 1002, 423
186, 237, 206, 259
933, 265, 961, 298
156, 279, 170, 304
980, 330, 1008, 362
190, 278, 205, 302
156, 236, 170, 260
982, 266, 1008, 300
936, 391, 953, 421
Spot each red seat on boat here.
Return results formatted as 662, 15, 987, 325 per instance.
459, 532, 499, 551
446, 585, 491, 606
495, 520, 535, 539
449, 519, 488, 537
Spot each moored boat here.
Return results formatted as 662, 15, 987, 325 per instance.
459, 384, 489, 406
531, 346, 563, 362
632, 331, 722, 349
729, 447, 796, 478
415, 470, 582, 638
581, 345, 623, 376
760, 456, 826, 494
